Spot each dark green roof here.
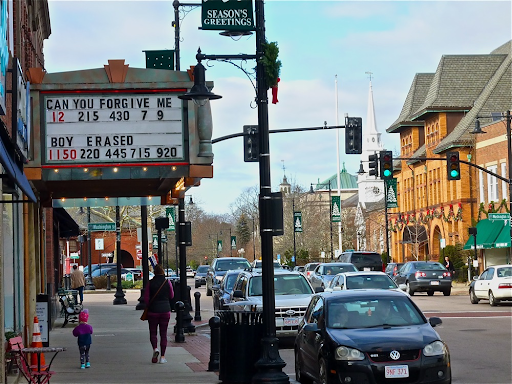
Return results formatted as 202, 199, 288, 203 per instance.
314, 165, 358, 190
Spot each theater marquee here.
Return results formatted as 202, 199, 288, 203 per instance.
42, 91, 184, 165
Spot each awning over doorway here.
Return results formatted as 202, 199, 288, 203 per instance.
463, 219, 503, 250
494, 224, 511, 248
54, 208, 80, 238
0, 138, 37, 203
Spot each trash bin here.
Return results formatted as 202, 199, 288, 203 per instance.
218, 310, 264, 383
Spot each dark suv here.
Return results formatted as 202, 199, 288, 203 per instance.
337, 251, 383, 272
205, 257, 251, 296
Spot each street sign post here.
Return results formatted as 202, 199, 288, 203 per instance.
88, 222, 116, 231
488, 213, 511, 225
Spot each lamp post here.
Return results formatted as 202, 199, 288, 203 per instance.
113, 205, 127, 305
178, 2, 288, 381
310, 181, 334, 260
473, 110, 512, 264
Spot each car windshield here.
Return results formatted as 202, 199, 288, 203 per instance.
196, 266, 209, 273
307, 264, 319, 271
350, 254, 379, 263
327, 297, 425, 329
216, 260, 250, 271
248, 275, 313, 296
413, 262, 446, 271
345, 275, 398, 289
497, 266, 512, 277
324, 265, 357, 275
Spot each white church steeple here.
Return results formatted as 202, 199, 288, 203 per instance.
358, 73, 384, 206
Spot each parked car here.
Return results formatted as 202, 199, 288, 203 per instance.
186, 267, 195, 278
211, 270, 242, 311
469, 264, 512, 306
327, 271, 401, 291
394, 261, 452, 296
250, 259, 282, 270
303, 262, 320, 281
308, 262, 358, 290
337, 251, 383, 271
205, 257, 251, 296
229, 269, 316, 338
385, 262, 404, 277
83, 263, 117, 277
91, 267, 136, 278
293, 266, 305, 273
194, 265, 210, 288
294, 289, 451, 384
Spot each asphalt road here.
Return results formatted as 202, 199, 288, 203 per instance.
194, 279, 512, 384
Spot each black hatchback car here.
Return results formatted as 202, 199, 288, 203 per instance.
394, 261, 452, 296
295, 290, 451, 384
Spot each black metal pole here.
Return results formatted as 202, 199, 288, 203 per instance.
177, 197, 195, 332
85, 208, 95, 290
113, 205, 127, 304
252, 1, 288, 382
136, 205, 148, 310
385, 188, 390, 263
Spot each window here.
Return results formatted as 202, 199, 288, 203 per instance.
487, 166, 498, 201
479, 170, 484, 203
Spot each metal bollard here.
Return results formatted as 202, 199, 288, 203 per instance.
106, 274, 111, 291
194, 292, 201, 321
175, 301, 185, 343
208, 316, 220, 372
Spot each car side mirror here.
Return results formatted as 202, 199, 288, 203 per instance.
304, 323, 320, 333
429, 317, 442, 327
473, 276, 478, 281
233, 290, 244, 298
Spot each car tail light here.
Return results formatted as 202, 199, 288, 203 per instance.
498, 283, 512, 289
415, 271, 426, 278
443, 272, 451, 278
382, 264, 386, 272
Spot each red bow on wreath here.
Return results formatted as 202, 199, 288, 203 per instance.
271, 78, 280, 104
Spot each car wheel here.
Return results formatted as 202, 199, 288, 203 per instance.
294, 348, 312, 384
195, 282, 200, 288
318, 357, 332, 384
469, 288, 480, 304
489, 291, 499, 306
406, 282, 415, 296
427, 290, 434, 296
443, 289, 451, 296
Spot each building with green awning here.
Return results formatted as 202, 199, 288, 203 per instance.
463, 219, 504, 250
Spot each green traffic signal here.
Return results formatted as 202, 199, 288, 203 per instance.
450, 169, 459, 178
383, 169, 392, 177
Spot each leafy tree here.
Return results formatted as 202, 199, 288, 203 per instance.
236, 213, 252, 250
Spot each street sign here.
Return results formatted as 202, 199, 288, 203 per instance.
70, 253, 80, 259
89, 222, 115, 231
489, 213, 511, 225
95, 238, 104, 250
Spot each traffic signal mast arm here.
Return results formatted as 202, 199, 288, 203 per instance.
395, 157, 511, 183
212, 124, 347, 144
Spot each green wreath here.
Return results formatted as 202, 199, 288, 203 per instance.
260, 40, 281, 90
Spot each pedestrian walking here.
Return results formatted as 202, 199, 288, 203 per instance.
72, 309, 93, 369
143, 264, 174, 364
70, 265, 86, 304
444, 256, 455, 276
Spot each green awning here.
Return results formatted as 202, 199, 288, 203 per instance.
494, 225, 511, 248
463, 219, 504, 250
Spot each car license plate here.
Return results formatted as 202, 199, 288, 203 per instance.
279, 317, 299, 326
430, 281, 440, 285
385, 365, 409, 378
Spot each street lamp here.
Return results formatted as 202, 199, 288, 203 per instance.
472, 110, 512, 264
310, 181, 334, 260
178, 1, 288, 381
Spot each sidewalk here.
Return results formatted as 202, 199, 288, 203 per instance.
44, 290, 221, 384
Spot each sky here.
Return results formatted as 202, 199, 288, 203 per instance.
44, 0, 512, 215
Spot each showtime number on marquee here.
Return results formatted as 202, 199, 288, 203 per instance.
44, 93, 185, 165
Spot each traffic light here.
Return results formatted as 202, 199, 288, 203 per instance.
446, 151, 460, 180
243, 125, 259, 162
368, 153, 379, 177
345, 117, 362, 154
379, 150, 393, 180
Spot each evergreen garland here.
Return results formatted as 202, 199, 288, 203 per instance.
260, 40, 281, 89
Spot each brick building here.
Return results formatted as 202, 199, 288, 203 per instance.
386, 41, 511, 268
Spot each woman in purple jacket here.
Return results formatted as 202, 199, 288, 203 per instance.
143, 264, 174, 364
